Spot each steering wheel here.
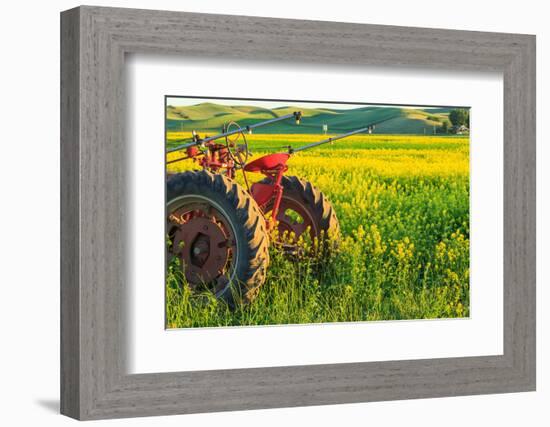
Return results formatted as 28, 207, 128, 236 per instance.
224, 121, 249, 168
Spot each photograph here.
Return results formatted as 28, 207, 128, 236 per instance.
165, 97, 471, 328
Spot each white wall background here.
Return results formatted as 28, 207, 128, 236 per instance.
0, 1, 546, 425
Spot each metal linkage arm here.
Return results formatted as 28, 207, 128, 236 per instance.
289, 125, 371, 153
167, 111, 302, 153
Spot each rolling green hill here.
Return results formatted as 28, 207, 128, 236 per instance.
166, 102, 453, 135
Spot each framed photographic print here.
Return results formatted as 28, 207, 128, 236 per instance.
61, 6, 536, 420
163, 96, 471, 328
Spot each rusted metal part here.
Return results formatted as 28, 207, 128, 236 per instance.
270, 195, 316, 244
167, 202, 236, 292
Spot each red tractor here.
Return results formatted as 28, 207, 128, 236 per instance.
166, 112, 370, 305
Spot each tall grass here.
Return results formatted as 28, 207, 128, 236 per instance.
166, 134, 470, 328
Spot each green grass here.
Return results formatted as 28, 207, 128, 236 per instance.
166, 134, 470, 328
166, 102, 453, 134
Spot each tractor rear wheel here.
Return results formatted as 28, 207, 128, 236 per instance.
260, 175, 340, 255
167, 170, 269, 306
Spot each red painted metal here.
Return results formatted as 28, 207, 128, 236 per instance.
273, 197, 315, 242
244, 153, 291, 224
250, 182, 276, 207
177, 134, 290, 223
243, 153, 290, 172
186, 146, 199, 158
269, 168, 285, 223
196, 144, 237, 178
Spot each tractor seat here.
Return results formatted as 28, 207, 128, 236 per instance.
244, 153, 290, 173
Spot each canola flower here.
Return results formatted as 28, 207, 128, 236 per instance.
165, 134, 470, 327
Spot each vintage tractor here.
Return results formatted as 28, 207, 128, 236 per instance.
166, 112, 371, 305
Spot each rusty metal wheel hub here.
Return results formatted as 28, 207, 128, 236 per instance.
274, 197, 316, 242
172, 216, 230, 285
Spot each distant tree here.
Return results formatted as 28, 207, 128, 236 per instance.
441, 121, 449, 134
449, 109, 470, 127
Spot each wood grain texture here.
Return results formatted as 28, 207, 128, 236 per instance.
60, 6, 536, 420
60, 7, 80, 419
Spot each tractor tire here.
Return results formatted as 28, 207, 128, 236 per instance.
167, 170, 269, 306
259, 175, 340, 256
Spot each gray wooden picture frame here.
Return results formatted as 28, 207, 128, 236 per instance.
60, 5, 536, 420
